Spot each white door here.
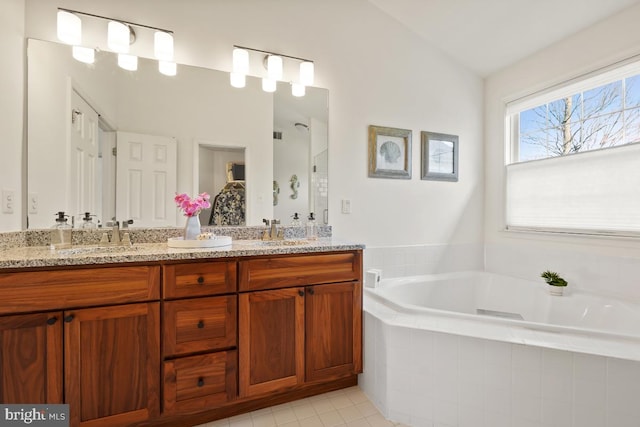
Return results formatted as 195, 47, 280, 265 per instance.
69, 90, 100, 218
116, 132, 177, 227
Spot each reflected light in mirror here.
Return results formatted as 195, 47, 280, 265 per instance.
72, 46, 95, 64
230, 72, 246, 88
118, 53, 138, 71
57, 10, 81, 45
159, 60, 177, 76
292, 83, 305, 97
262, 78, 276, 92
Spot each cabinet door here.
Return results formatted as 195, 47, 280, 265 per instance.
239, 288, 304, 397
64, 303, 160, 427
0, 312, 63, 403
305, 282, 362, 382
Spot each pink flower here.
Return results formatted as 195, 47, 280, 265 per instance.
174, 192, 211, 217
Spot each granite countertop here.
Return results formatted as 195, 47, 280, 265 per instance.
0, 238, 365, 270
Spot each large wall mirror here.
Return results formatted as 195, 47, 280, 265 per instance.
26, 38, 328, 229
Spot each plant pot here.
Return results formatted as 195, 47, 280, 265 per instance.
549, 285, 564, 296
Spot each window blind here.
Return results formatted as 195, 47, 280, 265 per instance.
506, 142, 640, 234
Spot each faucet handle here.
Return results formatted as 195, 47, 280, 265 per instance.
263, 218, 270, 226
122, 219, 134, 229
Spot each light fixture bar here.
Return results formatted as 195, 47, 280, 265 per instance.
233, 45, 313, 64
58, 8, 174, 35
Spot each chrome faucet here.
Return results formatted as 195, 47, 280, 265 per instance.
262, 219, 283, 240
103, 219, 134, 246
110, 221, 121, 244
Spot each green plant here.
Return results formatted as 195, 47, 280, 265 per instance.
540, 270, 568, 287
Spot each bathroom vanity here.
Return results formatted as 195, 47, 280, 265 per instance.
0, 237, 363, 427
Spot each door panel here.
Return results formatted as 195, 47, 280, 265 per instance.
239, 288, 304, 397
116, 132, 177, 227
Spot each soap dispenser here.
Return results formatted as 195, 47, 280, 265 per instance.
306, 213, 317, 240
50, 211, 72, 249
291, 213, 301, 226
80, 212, 97, 229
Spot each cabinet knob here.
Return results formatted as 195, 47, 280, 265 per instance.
63, 314, 74, 323
298, 290, 305, 297
46, 317, 58, 325
307, 288, 315, 295
197, 377, 205, 387
197, 320, 205, 329
197, 276, 205, 284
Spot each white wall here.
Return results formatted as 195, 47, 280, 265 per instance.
16, 0, 484, 250
484, 4, 640, 299
0, 0, 25, 231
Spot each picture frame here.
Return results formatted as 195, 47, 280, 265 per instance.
368, 125, 412, 179
421, 131, 459, 182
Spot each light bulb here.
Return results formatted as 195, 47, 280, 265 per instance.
292, 83, 305, 97
108, 21, 130, 53
154, 31, 174, 61
300, 61, 314, 86
118, 54, 138, 71
262, 78, 276, 93
233, 48, 249, 74
159, 61, 177, 76
230, 72, 246, 88
72, 46, 95, 64
57, 10, 81, 45
267, 55, 283, 80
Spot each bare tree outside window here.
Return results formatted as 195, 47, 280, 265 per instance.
518, 75, 640, 162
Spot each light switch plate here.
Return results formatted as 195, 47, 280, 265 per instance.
341, 199, 351, 214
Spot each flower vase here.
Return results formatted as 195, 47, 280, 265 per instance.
184, 215, 201, 240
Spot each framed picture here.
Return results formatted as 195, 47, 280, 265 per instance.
368, 125, 412, 179
421, 131, 458, 182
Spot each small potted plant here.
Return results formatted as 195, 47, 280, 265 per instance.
540, 270, 568, 296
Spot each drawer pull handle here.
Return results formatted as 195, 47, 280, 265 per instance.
308, 288, 315, 295
298, 290, 304, 297
197, 377, 205, 387
197, 320, 205, 329
64, 315, 74, 323
46, 317, 58, 325
197, 276, 205, 284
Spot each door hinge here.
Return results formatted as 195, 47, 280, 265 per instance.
112, 147, 117, 156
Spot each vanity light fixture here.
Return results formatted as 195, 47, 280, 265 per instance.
56, 8, 176, 75
107, 21, 131, 53
57, 10, 81, 45
230, 45, 315, 96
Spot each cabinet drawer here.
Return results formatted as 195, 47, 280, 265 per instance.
163, 296, 237, 356
163, 350, 237, 414
0, 266, 160, 315
163, 261, 236, 299
239, 252, 361, 291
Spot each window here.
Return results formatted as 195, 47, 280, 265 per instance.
505, 61, 640, 236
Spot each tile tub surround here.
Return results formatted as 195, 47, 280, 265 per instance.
361, 312, 640, 427
364, 243, 484, 279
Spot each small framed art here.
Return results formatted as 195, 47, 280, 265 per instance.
421, 131, 458, 182
368, 125, 412, 179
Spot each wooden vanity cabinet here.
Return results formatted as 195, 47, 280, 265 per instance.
161, 260, 238, 415
238, 251, 363, 398
0, 265, 161, 427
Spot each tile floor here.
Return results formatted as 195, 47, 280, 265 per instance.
194, 387, 404, 427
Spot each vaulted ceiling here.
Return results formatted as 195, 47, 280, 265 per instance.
368, 0, 640, 76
